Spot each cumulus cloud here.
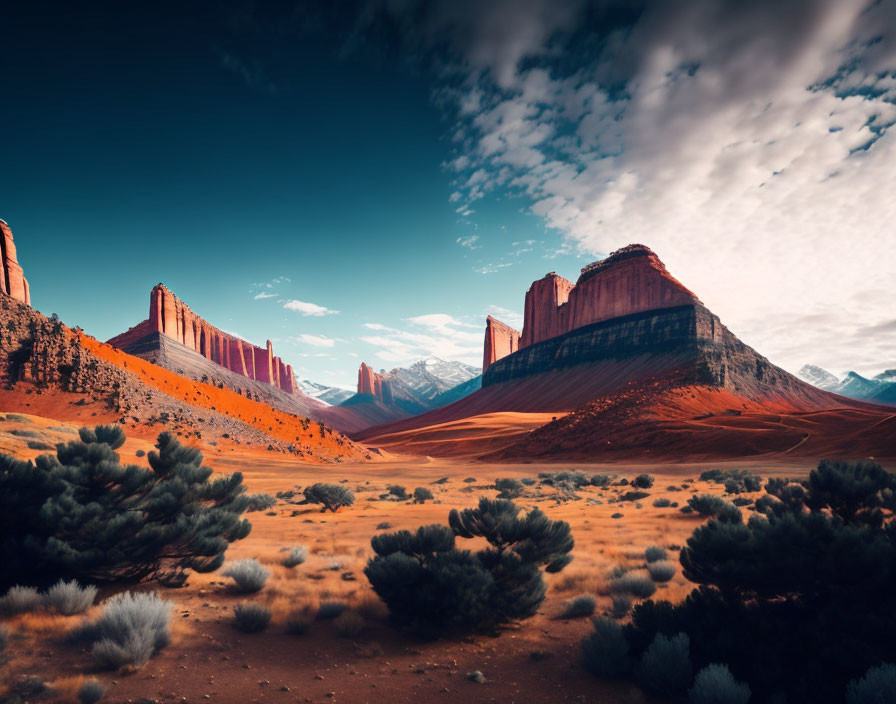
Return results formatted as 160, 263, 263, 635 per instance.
359, 0, 896, 377
361, 314, 482, 365
293, 333, 337, 348
283, 299, 340, 316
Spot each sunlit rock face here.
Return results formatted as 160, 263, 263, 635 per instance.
0, 220, 31, 306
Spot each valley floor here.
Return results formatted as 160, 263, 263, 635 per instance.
0, 416, 889, 703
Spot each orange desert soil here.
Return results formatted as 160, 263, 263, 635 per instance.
0, 414, 867, 704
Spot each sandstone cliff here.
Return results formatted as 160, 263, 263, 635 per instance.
519, 245, 697, 348
0, 220, 31, 306
482, 316, 520, 373
108, 284, 295, 393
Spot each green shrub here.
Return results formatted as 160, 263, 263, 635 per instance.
689, 663, 750, 704
632, 474, 655, 489
687, 495, 742, 522
636, 632, 692, 696
282, 546, 308, 568
387, 485, 408, 500
245, 493, 277, 512
582, 617, 632, 677
610, 572, 657, 599
653, 498, 672, 508
232, 602, 271, 633
365, 499, 573, 637
0, 427, 251, 588
46, 580, 97, 615
495, 478, 523, 498
647, 561, 676, 583
413, 487, 434, 504
0, 585, 43, 614
77, 679, 106, 704
645, 546, 668, 563
611, 595, 632, 619
590, 474, 612, 487
303, 483, 354, 512
316, 601, 348, 620
222, 559, 269, 593
846, 663, 896, 704
561, 595, 596, 619
73, 592, 172, 670
699, 469, 761, 494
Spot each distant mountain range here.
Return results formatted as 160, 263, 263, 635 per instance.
798, 365, 896, 405
295, 378, 354, 406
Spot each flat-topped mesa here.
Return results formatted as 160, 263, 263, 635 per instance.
519, 244, 698, 348
0, 220, 31, 306
483, 316, 520, 373
108, 283, 296, 393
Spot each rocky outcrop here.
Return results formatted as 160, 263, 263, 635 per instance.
0, 220, 31, 306
357, 362, 394, 404
108, 284, 295, 393
482, 316, 520, 373
519, 245, 697, 348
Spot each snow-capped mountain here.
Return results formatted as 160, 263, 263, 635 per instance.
296, 378, 354, 406
389, 357, 481, 402
798, 365, 896, 405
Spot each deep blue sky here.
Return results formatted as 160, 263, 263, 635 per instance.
1, 1, 588, 388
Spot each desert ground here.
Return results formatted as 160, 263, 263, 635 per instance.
0, 413, 888, 704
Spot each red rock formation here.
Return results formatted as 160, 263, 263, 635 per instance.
483, 316, 520, 373
108, 284, 297, 393
358, 362, 387, 401
518, 245, 698, 349
0, 220, 31, 306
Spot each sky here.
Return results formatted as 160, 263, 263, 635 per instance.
3, 0, 895, 388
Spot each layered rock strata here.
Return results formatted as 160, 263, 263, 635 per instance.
0, 220, 31, 305
482, 316, 520, 373
108, 284, 294, 393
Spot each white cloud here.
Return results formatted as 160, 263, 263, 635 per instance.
293, 333, 336, 348
283, 299, 340, 316
422, 0, 896, 377
254, 292, 276, 300
485, 305, 524, 330
359, 313, 483, 367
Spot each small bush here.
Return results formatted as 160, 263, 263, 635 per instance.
463, 477, 477, 483
303, 483, 354, 512
687, 495, 742, 522
582, 617, 632, 677
387, 485, 408, 500
610, 572, 657, 599
495, 478, 523, 498
689, 663, 751, 704
245, 493, 277, 512
645, 546, 668, 563
611, 595, 632, 619
846, 663, 896, 704
731, 497, 752, 507
282, 546, 308, 568
632, 474, 655, 489
77, 678, 106, 704
619, 490, 650, 502
232, 602, 271, 633
699, 469, 761, 494
46, 580, 97, 615
636, 632, 693, 696
647, 561, 676, 583
591, 474, 612, 487
561, 595, 596, 619
653, 498, 672, 508
317, 601, 348, 620
222, 559, 269, 593
75, 591, 173, 670
412, 487, 434, 504
376, 522, 391, 530
333, 610, 365, 637
521, 477, 536, 486
0, 585, 43, 614
286, 611, 313, 635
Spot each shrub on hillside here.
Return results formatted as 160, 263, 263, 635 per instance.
222, 559, 269, 593
365, 498, 573, 637
636, 632, 692, 696
387, 485, 408, 500
699, 469, 761, 494
687, 495, 742, 522
689, 663, 751, 704
632, 474, 655, 489
413, 487, 434, 504
245, 493, 277, 512
232, 602, 272, 633
619, 491, 650, 502
653, 498, 672, 507
647, 561, 676, 583
77, 679, 106, 704
611, 595, 632, 619
303, 483, 354, 512
495, 478, 524, 498
282, 546, 308, 568
610, 572, 657, 599
46, 580, 97, 615
316, 601, 348, 620
0, 426, 251, 588
644, 546, 668, 563
590, 474, 612, 487
72, 592, 172, 670
0, 586, 43, 615
561, 595, 596, 619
